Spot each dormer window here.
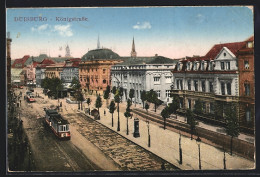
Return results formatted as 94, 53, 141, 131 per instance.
186, 62, 191, 70
223, 53, 226, 57
201, 61, 205, 71
247, 41, 253, 48
194, 62, 197, 70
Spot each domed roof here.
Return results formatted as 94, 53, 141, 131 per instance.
81, 48, 121, 61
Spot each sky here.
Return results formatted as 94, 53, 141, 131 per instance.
6, 6, 253, 59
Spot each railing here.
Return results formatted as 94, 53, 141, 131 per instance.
171, 90, 238, 101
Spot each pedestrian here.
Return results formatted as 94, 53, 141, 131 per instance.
20, 99, 21, 106
60, 102, 62, 107
104, 109, 106, 116
89, 108, 91, 115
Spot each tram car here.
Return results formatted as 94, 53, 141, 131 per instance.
43, 108, 71, 140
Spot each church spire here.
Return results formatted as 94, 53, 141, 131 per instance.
97, 35, 100, 49
131, 37, 137, 57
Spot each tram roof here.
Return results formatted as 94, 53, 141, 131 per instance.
50, 114, 69, 125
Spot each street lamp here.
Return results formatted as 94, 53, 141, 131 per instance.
179, 132, 182, 164
196, 136, 201, 170
223, 145, 226, 169
147, 120, 151, 147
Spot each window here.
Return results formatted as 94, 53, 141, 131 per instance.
209, 103, 214, 114
194, 80, 198, 91
103, 79, 106, 84
187, 80, 191, 90
166, 90, 171, 97
202, 102, 206, 113
246, 109, 251, 122
154, 77, 160, 84
201, 80, 206, 92
209, 81, 214, 93
188, 99, 191, 109
180, 80, 183, 90
194, 62, 197, 70
201, 62, 204, 70
180, 98, 183, 108
247, 41, 253, 48
226, 62, 230, 70
156, 90, 161, 98
227, 83, 231, 95
221, 82, 225, 95
244, 83, 250, 96
223, 53, 226, 57
221, 62, 225, 70
103, 69, 106, 74
244, 61, 249, 69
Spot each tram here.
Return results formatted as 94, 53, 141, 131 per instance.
43, 108, 71, 140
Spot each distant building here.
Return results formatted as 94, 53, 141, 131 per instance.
111, 55, 177, 104
35, 59, 56, 87
11, 68, 23, 85
60, 58, 80, 83
45, 62, 65, 79
11, 55, 30, 68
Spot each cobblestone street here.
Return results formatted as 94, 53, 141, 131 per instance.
65, 112, 179, 171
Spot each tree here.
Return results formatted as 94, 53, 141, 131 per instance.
224, 103, 240, 155
95, 94, 102, 116
186, 109, 198, 140
71, 77, 82, 110
146, 89, 162, 112
124, 99, 132, 135
194, 99, 203, 115
119, 87, 124, 102
112, 86, 117, 95
86, 98, 91, 108
114, 90, 121, 131
103, 85, 110, 107
109, 100, 116, 127
129, 88, 135, 104
161, 106, 170, 130
145, 102, 149, 113
141, 90, 147, 109
168, 95, 180, 119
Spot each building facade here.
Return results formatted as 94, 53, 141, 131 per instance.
237, 36, 254, 134
79, 48, 124, 94
111, 56, 177, 104
45, 63, 65, 79
171, 38, 254, 134
60, 58, 80, 83
35, 59, 56, 87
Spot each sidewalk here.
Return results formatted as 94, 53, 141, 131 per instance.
35, 89, 255, 170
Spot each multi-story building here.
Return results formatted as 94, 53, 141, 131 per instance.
24, 61, 39, 85
35, 59, 56, 87
11, 55, 30, 68
237, 36, 254, 134
171, 37, 254, 134
79, 48, 124, 94
60, 58, 80, 84
111, 55, 177, 104
45, 63, 65, 79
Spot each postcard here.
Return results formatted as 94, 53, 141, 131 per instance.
6, 6, 255, 173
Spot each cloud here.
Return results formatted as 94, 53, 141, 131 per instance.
133, 21, 152, 30
196, 14, 206, 23
31, 23, 73, 37
31, 24, 49, 32
53, 24, 73, 37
